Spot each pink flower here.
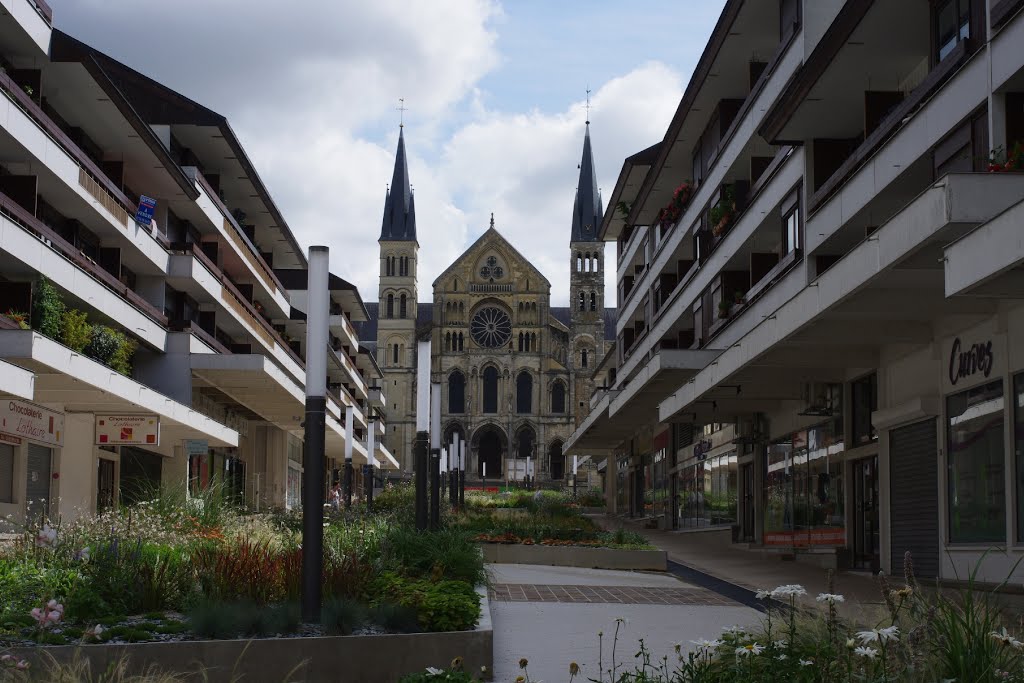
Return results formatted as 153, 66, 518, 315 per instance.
30, 607, 45, 626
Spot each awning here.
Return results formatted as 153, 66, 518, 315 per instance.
0, 359, 35, 400
0, 330, 236, 447
191, 353, 368, 464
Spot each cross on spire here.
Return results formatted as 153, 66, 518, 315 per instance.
397, 98, 407, 128
489, 212, 495, 229
585, 87, 591, 124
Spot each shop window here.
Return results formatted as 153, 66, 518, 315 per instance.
764, 422, 846, 546
678, 450, 737, 529
947, 379, 1005, 543
448, 370, 465, 413
482, 366, 498, 413
1015, 374, 1024, 542
851, 373, 878, 446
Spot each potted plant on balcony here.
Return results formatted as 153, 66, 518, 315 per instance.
717, 299, 732, 320
710, 186, 737, 238
656, 181, 694, 230
988, 141, 1023, 172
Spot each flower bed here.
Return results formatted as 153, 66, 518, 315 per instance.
0, 483, 485, 652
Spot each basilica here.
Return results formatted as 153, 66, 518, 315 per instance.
359, 124, 614, 483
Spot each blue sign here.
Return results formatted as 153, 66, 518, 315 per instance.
135, 195, 157, 226
185, 439, 208, 458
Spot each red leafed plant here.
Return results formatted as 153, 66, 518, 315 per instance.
194, 540, 285, 605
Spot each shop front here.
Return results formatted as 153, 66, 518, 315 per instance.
0, 399, 63, 527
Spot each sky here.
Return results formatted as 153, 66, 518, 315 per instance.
51, 0, 727, 306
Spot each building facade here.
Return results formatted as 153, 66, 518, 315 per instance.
0, 4, 391, 529
363, 125, 614, 483
567, 0, 1024, 584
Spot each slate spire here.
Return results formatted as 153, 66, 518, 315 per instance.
380, 127, 416, 242
571, 121, 602, 242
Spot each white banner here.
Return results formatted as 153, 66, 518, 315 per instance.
95, 415, 160, 446
0, 400, 64, 447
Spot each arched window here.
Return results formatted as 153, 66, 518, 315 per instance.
399, 256, 406, 276
458, 332, 464, 351
392, 343, 399, 365
576, 252, 582, 272
516, 426, 535, 460
448, 370, 465, 413
590, 291, 597, 311
551, 382, 566, 413
482, 366, 498, 413
386, 293, 394, 319
531, 333, 537, 351
516, 371, 532, 413
581, 349, 588, 368
518, 332, 525, 352
400, 293, 407, 319
584, 253, 590, 272
445, 332, 451, 351
578, 291, 585, 311
592, 255, 599, 272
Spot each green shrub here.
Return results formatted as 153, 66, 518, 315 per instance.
380, 525, 485, 586
373, 572, 480, 632
59, 309, 91, 352
369, 602, 420, 634
32, 276, 64, 339
84, 325, 121, 365
322, 598, 368, 635
109, 333, 138, 376
188, 600, 299, 639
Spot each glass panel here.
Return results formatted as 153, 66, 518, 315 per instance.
1016, 374, 1024, 542
852, 373, 878, 446
947, 380, 1005, 543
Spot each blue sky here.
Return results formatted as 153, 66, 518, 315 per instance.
52, 0, 726, 305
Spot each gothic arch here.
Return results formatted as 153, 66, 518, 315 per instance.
513, 423, 537, 460
548, 439, 565, 480
515, 370, 533, 413
470, 422, 507, 478
550, 379, 567, 414
480, 363, 500, 413
448, 368, 466, 413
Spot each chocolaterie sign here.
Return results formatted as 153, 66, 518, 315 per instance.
948, 336, 994, 386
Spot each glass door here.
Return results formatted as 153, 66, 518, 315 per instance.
852, 455, 880, 571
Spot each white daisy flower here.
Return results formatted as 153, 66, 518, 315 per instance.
854, 646, 878, 659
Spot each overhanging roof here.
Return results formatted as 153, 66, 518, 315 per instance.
0, 331, 236, 447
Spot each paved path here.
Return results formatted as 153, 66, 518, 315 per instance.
488, 564, 760, 682
593, 515, 889, 623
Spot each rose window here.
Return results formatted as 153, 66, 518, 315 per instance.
470, 306, 512, 348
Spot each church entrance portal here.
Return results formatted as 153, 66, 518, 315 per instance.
477, 428, 503, 478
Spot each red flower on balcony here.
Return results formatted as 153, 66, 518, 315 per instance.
656, 181, 694, 230
988, 142, 1023, 173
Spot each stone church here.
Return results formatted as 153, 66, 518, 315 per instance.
359, 123, 615, 483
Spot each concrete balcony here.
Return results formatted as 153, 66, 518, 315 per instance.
660, 173, 1024, 425
0, 330, 236, 446
0, 358, 35, 400
2, 0, 53, 57
369, 386, 386, 410
609, 348, 722, 423
944, 196, 1024, 298
563, 391, 615, 455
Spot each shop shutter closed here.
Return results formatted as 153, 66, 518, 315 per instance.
889, 419, 939, 579
0, 444, 14, 503
26, 443, 52, 523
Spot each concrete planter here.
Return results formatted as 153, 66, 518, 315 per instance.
8, 590, 493, 682
481, 543, 667, 571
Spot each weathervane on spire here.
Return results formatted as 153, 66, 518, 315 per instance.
397, 98, 407, 128
585, 87, 591, 125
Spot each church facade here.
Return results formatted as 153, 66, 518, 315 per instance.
360, 124, 614, 482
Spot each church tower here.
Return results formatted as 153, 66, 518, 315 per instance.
568, 121, 606, 427
377, 126, 419, 471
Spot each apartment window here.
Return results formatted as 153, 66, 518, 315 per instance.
851, 373, 878, 446
386, 294, 394, 319
934, 108, 988, 177
781, 189, 801, 256
399, 294, 407, 319
692, 302, 703, 348
947, 379, 1005, 543
516, 371, 533, 413
934, 0, 971, 63
482, 366, 498, 413
448, 370, 465, 413
779, 0, 801, 39
551, 382, 566, 414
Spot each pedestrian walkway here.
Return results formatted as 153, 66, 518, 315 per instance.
488, 563, 760, 682
594, 515, 888, 623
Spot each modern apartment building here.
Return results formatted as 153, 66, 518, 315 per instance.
567, 0, 1024, 584
0, 1, 393, 528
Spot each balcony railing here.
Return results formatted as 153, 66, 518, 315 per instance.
30, 0, 52, 23
188, 168, 287, 300
0, 190, 168, 327
169, 319, 231, 355
0, 70, 137, 226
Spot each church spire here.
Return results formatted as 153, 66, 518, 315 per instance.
380, 127, 417, 242
571, 121, 602, 242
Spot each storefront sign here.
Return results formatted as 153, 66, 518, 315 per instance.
134, 195, 157, 226
95, 415, 160, 446
948, 337, 994, 386
0, 433, 22, 446
184, 439, 209, 458
0, 400, 63, 447
764, 528, 847, 547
